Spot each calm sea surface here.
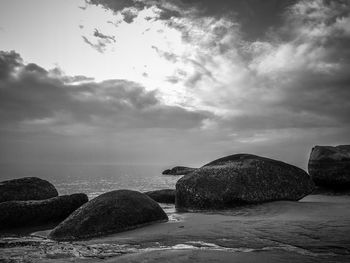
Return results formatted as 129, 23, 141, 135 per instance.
0, 163, 179, 198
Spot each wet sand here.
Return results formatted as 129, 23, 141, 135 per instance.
111, 249, 318, 263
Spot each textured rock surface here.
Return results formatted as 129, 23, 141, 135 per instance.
144, 189, 175, 203
176, 154, 314, 210
0, 177, 58, 203
49, 190, 168, 241
0, 193, 88, 229
308, 145, 350, 189
162, 166, 197, 175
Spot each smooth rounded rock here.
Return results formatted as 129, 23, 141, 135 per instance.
0, 193, 88, 229
144, 189, 175, 204
49, 190, 168, 241
176, 154, 314, 210
0, 177, 58, 203
308, 145, 350, 189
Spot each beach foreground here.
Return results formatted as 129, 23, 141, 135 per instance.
1, 194, 350, 262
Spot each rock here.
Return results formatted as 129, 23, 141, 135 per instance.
308, 145, 350, 189
144, 189, 175, 204
0, 177, 58, 203
49, 190, 168, 241
0, 193, 88, 229
176, 154, 314, 210
162, 166, 197, 175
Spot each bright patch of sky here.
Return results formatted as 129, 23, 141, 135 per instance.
0, 0, 192, 106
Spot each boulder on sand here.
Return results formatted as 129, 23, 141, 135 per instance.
162, 166, 197, 175
144, 189, 175, 204
0, 177, 58, 203
308, 145, 350, 189
176, 154, 314, 210
0, 193, 88, 229
49, 190, 168, 241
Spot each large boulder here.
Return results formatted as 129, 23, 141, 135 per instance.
144, 189, 175, 204
308, 145, 350, 189
0, 193, 88, 229
162, 166, 197, 175
176, 154, 314, 210
49, 190, 168, 241
0, 177, 58, 203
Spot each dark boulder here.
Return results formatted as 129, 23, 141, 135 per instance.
308, 145, 350, 189
162, 166, 197, 175
0, 177, 58, 203
49, 190, 168, 241
0, 193, 88, 229
176, 154, 314, 210
144, 189, 175, 203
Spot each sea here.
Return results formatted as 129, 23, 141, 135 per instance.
0, 163, 350, 263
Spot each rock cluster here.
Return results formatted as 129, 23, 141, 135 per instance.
0, 177, 87, 230
2, 145, 348, 240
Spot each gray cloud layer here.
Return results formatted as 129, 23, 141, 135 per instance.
0, 50, 211, 131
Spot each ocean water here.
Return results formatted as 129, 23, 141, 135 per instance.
1, 164, 350, 262
0, 163, 179, 199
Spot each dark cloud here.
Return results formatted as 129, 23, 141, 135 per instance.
86, 0, 298, 40
182, 0, 297, 40
0, 50, 211, 131
121, 8, 138, 23
0, 50, 22, 79
86, 0, 140, 12
86, 0, 146, 23
86, 0, 181, 23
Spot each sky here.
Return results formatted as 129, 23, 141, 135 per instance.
0, 0, 349, 169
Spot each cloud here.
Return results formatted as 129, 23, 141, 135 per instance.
82, 29, 116, 54
86, 0, 298, 40
1, 0, 349, 167
82, 36, 107, 53
93, 28, 116, 42
0, 50, 212, 135
0, 50, 22, 79
152, 1, 350, 131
